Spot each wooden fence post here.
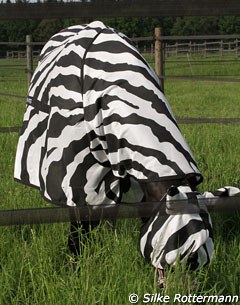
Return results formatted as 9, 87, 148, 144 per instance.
236, 39, 238, 57
189, 41, 192, 57
26, 35, 33, 87
176, 42, 178, 57
220, 40, 223, 57
155, 27, 164, 92
204, 41, 207, 58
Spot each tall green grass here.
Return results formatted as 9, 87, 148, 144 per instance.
0, 57, 239, 304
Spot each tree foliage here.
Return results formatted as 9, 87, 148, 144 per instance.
170, 17, 220, 36
0, 16, 239, 44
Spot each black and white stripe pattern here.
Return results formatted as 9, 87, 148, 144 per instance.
140, 186, 240, 270
14, 21, 202, 207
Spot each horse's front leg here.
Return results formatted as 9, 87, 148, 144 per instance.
68, 220, 100, 259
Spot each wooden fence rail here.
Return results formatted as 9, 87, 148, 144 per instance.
1, 32, 240, 94
0, 196, 239, 226
165, 39, 240, 58
2, 116, 240, 134
1, 0, 240, 20
6, 50, 40, 59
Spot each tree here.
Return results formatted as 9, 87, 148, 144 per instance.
34, 19, 64, 42
218, 16, 240, 34
2, 20, 39, 42
170, 17, 220, 36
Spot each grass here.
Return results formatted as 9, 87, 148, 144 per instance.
0, 56, 240, 304
166, 81, 240, 119
165, 56, 240, 78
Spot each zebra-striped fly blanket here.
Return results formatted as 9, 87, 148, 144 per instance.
14, 21, 240, 274
14, 21, 202, 207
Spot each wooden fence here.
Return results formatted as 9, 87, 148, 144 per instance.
164, 39, 240, 58
1, 0, 240, 20
1, 31, 240, 93
6, 50, 40, 59
1, 32, 240, 134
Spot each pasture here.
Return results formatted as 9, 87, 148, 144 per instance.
0, 56, 240, 304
